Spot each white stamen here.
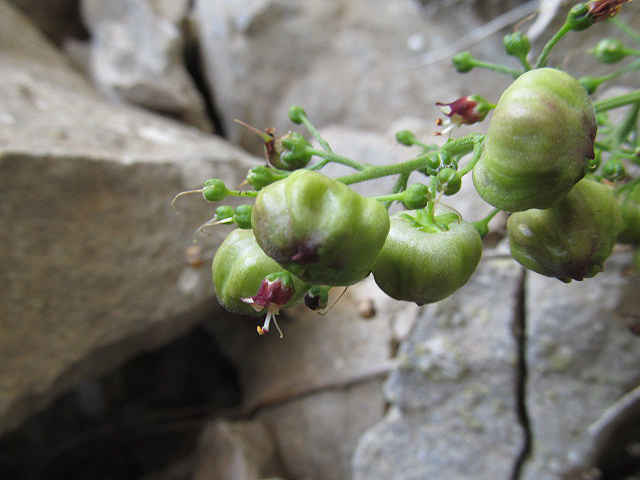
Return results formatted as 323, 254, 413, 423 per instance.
260, 311, 284, 338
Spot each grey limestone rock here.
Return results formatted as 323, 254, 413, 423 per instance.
0, 0, 258, 434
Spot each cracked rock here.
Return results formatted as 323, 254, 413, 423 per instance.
81, 0, 212, 130
352, 255, 525, 480
0, 0, 258, 435
521, 251, 640, 480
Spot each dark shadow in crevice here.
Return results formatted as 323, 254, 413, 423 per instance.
182, 25, 228, 139
511, 268, 532, 480
0, 326, 242, 480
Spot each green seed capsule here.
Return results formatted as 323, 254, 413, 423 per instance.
507, 179, 621, 282
372, 204, 482, 305
212, 229, 308, 316
252, 169, 390, 286
617, 185, 640, 245
473, 68, 596, 212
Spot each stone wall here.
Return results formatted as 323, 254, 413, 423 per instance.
1, 1, 639, 479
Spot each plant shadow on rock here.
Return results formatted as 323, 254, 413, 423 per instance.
0, 326, 242, 480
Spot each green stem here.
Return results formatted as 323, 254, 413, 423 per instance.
535, 21, 573, 68
615, 178, 640, 195
610, 101, 640, 146
472, 208, 500, 238
228, 190, 259, 198
458, 139, 484, 177
336, 134, 483, 185
517, 54, 532, 71
374, 192, 406, 203
610, 17, 640, 44
299, 116, 333, 152
591, 58, 640, 92
307, 149, 367, 171
469, 59, 522, 78
594, 89, 640, 113
384, 172, 410, 209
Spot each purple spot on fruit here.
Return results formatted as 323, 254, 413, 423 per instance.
291, 242, 320, 264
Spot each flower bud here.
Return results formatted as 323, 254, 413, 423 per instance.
288, 105, 306, 124
592, 37, 627, 64
246, 166, 289, 190
234, 204, 253, 229
579, 75, 600, 95
395, 129, 417, 146
202, 179, 229, 202
436, 168, 462, 196
503, 32, 530, 58
276, 132, 313, 170
304, 286, 330, 311
436, 95, 492, 130
602, 158, 627, 181
402, 183, 431, 209
452, 52, 475, 73
215, 205, 235, 221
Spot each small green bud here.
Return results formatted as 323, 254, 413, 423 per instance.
215, 205, 235, 221
288, 105, 306, 124
503, 32, 530, 58
567, 3, 593, 32
579, 75, 600, 95
279, 132, 313, 169
601, 158, 627, 181
304, 286, 330, 311
592, 38, 627, 64
402, 183, 431, 210
395, 129, 417, 146
429, 153, 443, 170
437, 167, 461, 196
202, 179, 229, 202
234, 204, 253, 229
246, 166, 289, 190
452, 52, 475, 73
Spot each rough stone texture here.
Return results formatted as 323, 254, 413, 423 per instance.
81, 0, 212, 131
192, 420, 285, 480
521, 251, 640, 480
0, 0, 258, 435
192, 0, 517, 152
7, 0, 88, 44
353, 254, 525, 480
206, 284, 394, 480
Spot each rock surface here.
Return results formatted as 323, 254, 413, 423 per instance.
81, 0, 212, 130
206, 283, 394, 480
0, 0, 258, 435
521, 251, 640, 480
192, 0, 517, 152
353, 253, 526, 480
192, 420, 285, 480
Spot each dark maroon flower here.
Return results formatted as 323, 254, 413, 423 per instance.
241, 272, 295, 337
436, 95, 493, 132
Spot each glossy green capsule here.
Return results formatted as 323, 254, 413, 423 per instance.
473, 68, 596, 212
617, 185, 640, 245
212, 229, 308, 315
251, 169, 390, 286
371, 204, 482, 305
507, 179, 621, 282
